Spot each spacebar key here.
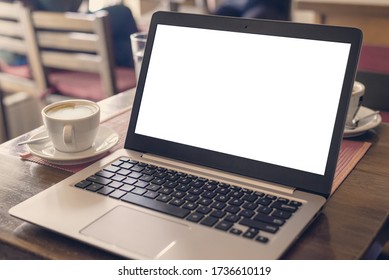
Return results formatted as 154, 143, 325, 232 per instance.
121, 193, 190, 218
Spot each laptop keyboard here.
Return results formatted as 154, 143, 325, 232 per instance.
74, 157, 301, 244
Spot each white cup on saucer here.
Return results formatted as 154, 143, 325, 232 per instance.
346, 81, 365, 127
42, 99, 100, 153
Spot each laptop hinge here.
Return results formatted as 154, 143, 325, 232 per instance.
141, 153, 296, 195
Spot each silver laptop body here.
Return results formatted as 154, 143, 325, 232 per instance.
10, 12, 362, 259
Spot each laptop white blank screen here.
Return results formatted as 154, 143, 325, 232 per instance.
135, 24, 351, 175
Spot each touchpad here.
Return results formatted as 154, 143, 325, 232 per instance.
80, 206, 190, 259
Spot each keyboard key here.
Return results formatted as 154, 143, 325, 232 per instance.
207, 180, 219, 185
211, 201, 226, 210
188, 188, 204, 195
142, 168, 156, 176
182, 202, 198, 211
119, 184, 135, 192
225, 205, 240, 214
121, 193, 189, 218
96, 170, 115, 179
176, 184, 191, 192
230, 191, 244, 199
154, 171, 168, 178
123, 178, 137, 185
111, 174, 126, 182
187, 174, 198, 180
108, 181, 123, 189
215, 194, 229, 202
257, 197, 272, 206
197, 206, 212, 214
159, 187, 174, 195
202, 191, 217, 199
277, 197, 289, 204
242, 202, 258, 210
103, 165, 120, 173
239, 209, 255, 218
109, 189, 127, 199
200, 216, 218, 227
272, 201, 298, 212
170, 198, 185, 207
166, 174, 180, 182
255, 235, 269, 244
97, 186, 115, 195
243, 228, 259, 239
117, 169, 131, 176
144, 191, 159, 199
189, 180, 204, 188
131, 187, 147, 196
254, 191, 265, 197
156, 194, 172, 203
257, 206, 272, 215
184, 194, 199, 202
265, 194, 277, 200
230, 228, 243, 235
172, 191, 186, 199
129, 172, 143, 179
120, 162, 134, 169
216, 187, 230, 195
239, 218, 279, 233
151, 178, 166, 185
177, 177, 192, 185
203, 184, 217, 191
210, 210, 226, 218
253, 213, 285, 226
146, 184, 161, 192
75, 180, 91, 189
139, 174, 154, 182
198, 198, 212, 206
86, 183, 103, 192
272, 209, 292, 219
134, 181, 148, 188
229, 198, 244, 206
225, 214, 240, 223
242, 194, 258, 202
87, 175, 112, 186
242, 188, 253, 194
215, 220, 233, 231
186, 212, 204, 223
131, 165, 144, 172
289, 200, 302, 207
164, 181, 178, 188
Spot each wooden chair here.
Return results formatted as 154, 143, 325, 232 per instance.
0, 1, 46, 96
0, 1, 47, 139
32, 10, 137, 101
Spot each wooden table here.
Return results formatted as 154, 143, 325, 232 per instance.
0, 89, 388, 259
296, 0, 389, 47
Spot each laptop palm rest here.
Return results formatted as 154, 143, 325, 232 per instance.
80, 206, 190, 259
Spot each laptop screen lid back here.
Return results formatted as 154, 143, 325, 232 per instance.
126, 12, 362, 197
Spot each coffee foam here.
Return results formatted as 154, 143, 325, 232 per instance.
46, 103, 97, 120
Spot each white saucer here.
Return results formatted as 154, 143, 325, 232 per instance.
27, 125, 119, 165
344, 106, 382, 138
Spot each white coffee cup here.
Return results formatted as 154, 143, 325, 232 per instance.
42, 99, 100, 153
346, 81, 365, 127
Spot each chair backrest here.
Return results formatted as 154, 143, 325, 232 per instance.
0, 2, 46, 96
32, 10, 118, 98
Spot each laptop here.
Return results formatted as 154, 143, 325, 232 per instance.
9, 11, 362, 259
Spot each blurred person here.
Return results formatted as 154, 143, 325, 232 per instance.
213, 0, 291, 21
